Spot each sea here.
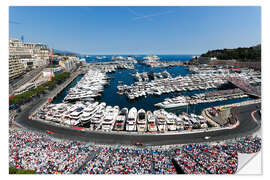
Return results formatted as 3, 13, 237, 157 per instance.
52, 55, 253, 115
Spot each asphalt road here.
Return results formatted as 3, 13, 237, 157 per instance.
10, 66, 46, 94
14, 93, 261, 146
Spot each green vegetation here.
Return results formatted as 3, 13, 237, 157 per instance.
201, 44, 261, 62
9, 167, 36, 174
53, 52, 63, 56
10, 72, 70, 106
46, 64, 59, 68
53, 52, 78, 56
188, 56, 199, 65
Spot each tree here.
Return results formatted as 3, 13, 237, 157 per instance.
9, 167, 36, 174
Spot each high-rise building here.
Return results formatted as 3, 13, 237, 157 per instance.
9, 55, 24, 80
9, 39, 50, 80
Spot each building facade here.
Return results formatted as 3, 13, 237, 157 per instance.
59, 56, 78, 72
9, 55, 25, 80
9, 39, 50, 80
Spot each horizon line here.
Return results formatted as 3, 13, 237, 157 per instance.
81, 53, 202, 56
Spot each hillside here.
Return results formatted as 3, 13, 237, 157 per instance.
53, 48, 80, 56
201, 44, 261, 62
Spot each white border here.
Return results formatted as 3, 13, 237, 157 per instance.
1, 0, 268, 179
8, 0, 264, 6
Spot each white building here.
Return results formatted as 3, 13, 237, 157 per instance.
80, 58, 87, 66
9, 55, 24, 80
59, 56, 79, 72
20, 58, 49, 70
9, 39, 50, 80
42, 67, 64, 79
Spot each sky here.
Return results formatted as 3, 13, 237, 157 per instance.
9, 6, 261, 55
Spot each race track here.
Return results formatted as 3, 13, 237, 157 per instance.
14, 95, 261, 146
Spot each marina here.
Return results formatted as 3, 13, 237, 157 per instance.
155, 88, 249, 109
33, 55, 260, 134
8, 6, 262, 175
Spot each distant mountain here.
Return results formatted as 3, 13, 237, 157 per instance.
201, 44, 261, 62
53, 49, 81, 56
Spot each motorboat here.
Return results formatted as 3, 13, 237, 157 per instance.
80, 112, 93, 124
126, 107, 137, 131
147, 111, 157, 132
113, 108, 128, 131
155, 96, 188, 109
137, 109, 147, 132
166, 113, 177, 131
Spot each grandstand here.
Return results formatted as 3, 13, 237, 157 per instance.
9, 128, 261, 174
227, 77, 261, 98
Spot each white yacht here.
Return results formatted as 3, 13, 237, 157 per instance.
155, 96, 188, 109
80, 112, 93, 124
126, 107, 137, 131
69, 111, 82, 121
137, 109, 147, 132
113, 108, 128, 131
176, 117, 185, 131
153, 110, 167, 132
101, 106, 118, 131
147, 111, 157, 132
166, 113, 177, 131
143, 55, 160, 61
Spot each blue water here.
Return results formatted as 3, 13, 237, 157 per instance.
97, 63, 190, 111
53, 55, 255, 115
83, 54, 196, 63
52, 74, 84, 104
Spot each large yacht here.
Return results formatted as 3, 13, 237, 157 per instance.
154, 109, 167, 132
113, 108, 128, 131
166, 113, 177, 131
155, 96, 188, 109
80, 112, 93, 124
90, 102, 106, 126
143, 55, 160, 61
126, 107, 137, 132
146, 111, 157, 132
101, 106, 118, 131
137, 109, 147, 132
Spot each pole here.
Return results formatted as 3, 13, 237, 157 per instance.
50, 48, 53, 81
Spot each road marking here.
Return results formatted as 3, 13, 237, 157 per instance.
46, 130, 54, 134
251, 110, 259, 124
229, 120, 240, 129
72, 126, 84, 130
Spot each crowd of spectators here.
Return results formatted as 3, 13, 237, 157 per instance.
174, 147, 209, 174
152, 150, 176, 174
227, 77, 260, 96
230, 136, 262, 154
79, 146, 112, 174
9, 128, 262, 174
105, 147, 152, 174
204, 88, 244, 98
176, 144, 238, 174
9, 129, 93, 174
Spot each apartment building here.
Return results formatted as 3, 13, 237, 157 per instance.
59, 56, 79, 72
9, 39, 50, 80
9, 55, 24, 80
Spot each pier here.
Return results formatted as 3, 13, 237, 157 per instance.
51, 70, 84, 101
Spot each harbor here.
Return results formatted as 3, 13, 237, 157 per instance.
31, 55, 261, 134
7, 6, 263, 175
